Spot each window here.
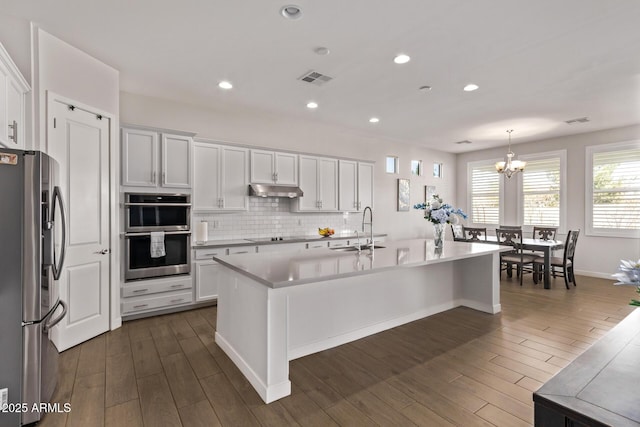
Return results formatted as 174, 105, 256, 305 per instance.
410, 160, 422, 176
386, 156, 398, 174
468, 160, 502, 225
587, 142, 640, 237
433, 162, 443, 178
518, 151, 566, 228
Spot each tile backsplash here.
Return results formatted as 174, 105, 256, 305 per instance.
193, 197, 364, 240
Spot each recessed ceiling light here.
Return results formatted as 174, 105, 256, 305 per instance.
314, 47, 330, 55
218, 81, 233, 90
306, 101, 318, 109
280, 5, 302, 20
393, 54, 411, 64
369, 117, 380, 123
463, 83, 479, 92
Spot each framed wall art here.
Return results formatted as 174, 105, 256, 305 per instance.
397, 178, 410, 211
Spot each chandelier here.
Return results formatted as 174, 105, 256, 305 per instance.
495, 129, 526, 178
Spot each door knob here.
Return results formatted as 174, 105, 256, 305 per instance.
96, 249, 110, 255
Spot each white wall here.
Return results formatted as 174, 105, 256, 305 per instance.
33, 27, 119, 150
0, 15, 31, 82
456, 125, 640, 277
120, 91, 457, 240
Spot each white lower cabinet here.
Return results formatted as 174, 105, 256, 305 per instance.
121, 276, 193, 316
195, 261, 221, 302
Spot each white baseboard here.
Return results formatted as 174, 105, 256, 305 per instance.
574, 269, 615, 280
215, 331, 291, 404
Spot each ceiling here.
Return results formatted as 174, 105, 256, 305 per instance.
5, 0, 640, 153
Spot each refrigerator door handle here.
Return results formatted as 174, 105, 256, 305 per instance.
43, 300, 67, 333
51, 186, 67, 281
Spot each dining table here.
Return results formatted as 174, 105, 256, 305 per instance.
482, 235, 565, 289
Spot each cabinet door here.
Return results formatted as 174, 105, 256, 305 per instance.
193, 142, 221, 211
250, 149, 275, 183
162, 133, 192, 188
358, 162, 374, 211
195, 261, 221, 301
319, 158, 338, 211
0, 68, 7, 146
122, 128, 158, 187
339, 160, 358, 211
298, 155, 319, 211
275, 152, 298, 185
6, 80, 24, 149
221, 146, 249, 210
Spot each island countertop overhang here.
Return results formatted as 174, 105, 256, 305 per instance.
212, 238, 512, 289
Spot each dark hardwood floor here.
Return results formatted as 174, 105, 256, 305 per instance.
38, 275, 637, 427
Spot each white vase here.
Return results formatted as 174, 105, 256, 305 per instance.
433, 223, 445, 249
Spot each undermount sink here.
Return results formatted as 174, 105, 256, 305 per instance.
330, 245, 385, 252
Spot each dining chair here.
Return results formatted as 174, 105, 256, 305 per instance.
532, 226, 557, 241
496, 228, 536, 286
499, 225, 522, 230
463, 226, 487, 241
533, 229, 580, 289
451, 224, 466, 241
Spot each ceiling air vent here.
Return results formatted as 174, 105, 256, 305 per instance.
298, 70, 333, 86
455, 140, 472, 145
565, 116, 590, 124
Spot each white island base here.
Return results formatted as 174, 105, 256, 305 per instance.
214, 239, 506, 403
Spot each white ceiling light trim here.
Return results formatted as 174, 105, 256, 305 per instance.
369, 117, 380, 123
463, 83, 479, 91
280, 5, 302, 20
306, 101, 318, 109
218, 81, 233, 90
393, 54, 411, 64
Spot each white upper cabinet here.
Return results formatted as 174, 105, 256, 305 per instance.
193, 141, 248, 212
250, 149, 298, 185
339, 160, 374, 211
121, 127, 192, 189
296, 155, 338, 211
0, 42, 30, 150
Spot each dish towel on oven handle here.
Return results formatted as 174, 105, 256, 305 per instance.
150, 231, 166, 258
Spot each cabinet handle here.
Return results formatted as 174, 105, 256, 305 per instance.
275, 172, 278, 182
170, 298, 184, 303
170, 284, 184, 288
233, 251, 249, 254
162, 171, 166, 184
152, 171, 156, 182
132, 289, 149, 293
133, 304, 149, 309
8, 120, 17, 143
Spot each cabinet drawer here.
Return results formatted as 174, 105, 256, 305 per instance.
328, 239, 350, 248
122, 290, 193, 314
307, 241, 329, 249
122, 276, 192, 297
194, 247, 228, 260
229, 246, 257, 255
257, 242, 306, 252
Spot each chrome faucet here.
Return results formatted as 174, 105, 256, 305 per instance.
354, 230, 361, 253
362, 206, 373, 250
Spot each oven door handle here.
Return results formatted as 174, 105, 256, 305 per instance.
43, 300, 67, 333
123, 202, 192, 207
125, 231, 191, 237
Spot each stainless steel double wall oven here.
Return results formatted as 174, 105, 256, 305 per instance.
124, 193, 191, 281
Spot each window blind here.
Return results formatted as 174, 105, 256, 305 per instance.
522, 157, 560, 226
470, 164, 500, 224
592, 147, 640, 230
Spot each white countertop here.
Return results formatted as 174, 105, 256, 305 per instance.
193, 233, 387, 249
212, 238, 511, 288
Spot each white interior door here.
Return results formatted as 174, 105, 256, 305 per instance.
48, 99, 110, 351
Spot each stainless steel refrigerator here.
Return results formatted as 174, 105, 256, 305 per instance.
0, 149, 67, 426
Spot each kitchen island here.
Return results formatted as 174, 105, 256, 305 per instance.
213, 238, 511, 403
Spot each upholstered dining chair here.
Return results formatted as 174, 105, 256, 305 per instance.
451, 224, 466, 241
496, 228, 537, 286
533, 229, 580, 289
463, 226, 487, 241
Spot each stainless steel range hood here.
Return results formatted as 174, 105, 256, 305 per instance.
249, 184, 304, 198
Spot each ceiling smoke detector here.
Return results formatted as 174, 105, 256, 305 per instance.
280, 5, 302, 20
565, 116, 590, 124
298, 70, 334, 86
